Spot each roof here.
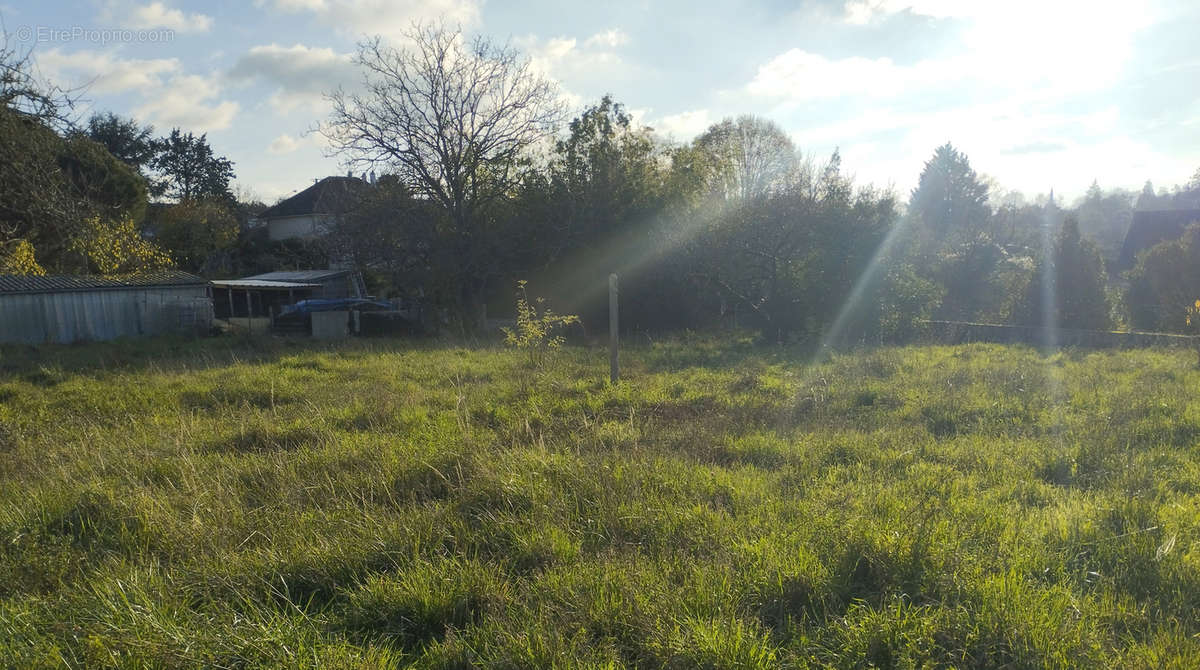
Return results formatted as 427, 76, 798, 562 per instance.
1117, 209, 1200, 269
210, 279, 323, 290
0, 271, 208, 296
257, 176, 367, 220
243, 270, 353, 283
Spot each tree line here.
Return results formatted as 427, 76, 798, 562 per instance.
2, 25, 1199, 340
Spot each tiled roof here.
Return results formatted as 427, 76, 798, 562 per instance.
256, 176, 366, 219
0, 271, 209, 295
1118, 209, 1200, 269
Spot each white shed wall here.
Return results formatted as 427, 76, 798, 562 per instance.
0, 286, 211, 344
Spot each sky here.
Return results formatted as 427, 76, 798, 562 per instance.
6, 0, 1200, 204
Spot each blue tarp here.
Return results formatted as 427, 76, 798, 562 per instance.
280, 298, 393, 316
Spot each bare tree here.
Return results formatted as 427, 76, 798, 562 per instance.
1, 37, 75, 125
322, 23, 566, 326
695, 115, 798, 201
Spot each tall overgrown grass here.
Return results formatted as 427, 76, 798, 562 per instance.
1, 335, 1198, 668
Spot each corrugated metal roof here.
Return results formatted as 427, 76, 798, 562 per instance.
210, 279, 323, 289
244, 270, 352, 282
0, 271, 209, 295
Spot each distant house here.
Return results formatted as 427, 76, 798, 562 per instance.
0, 271, 211, 344
1117, 209, 1200, 270
256, 176, 367, 242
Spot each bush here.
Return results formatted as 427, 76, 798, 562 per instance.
1125, 224, 1200, 332
501, 280, 579, 367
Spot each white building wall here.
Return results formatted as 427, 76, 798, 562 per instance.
267, 215, 334, 241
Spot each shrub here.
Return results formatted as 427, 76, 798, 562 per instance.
502, 280, 579, 367
1125, 223, 1200, 332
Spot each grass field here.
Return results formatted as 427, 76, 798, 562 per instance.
1, 335, 1199, 668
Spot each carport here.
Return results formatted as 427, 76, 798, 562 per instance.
209, 278, 322, 319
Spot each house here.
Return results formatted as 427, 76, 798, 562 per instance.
256, 176, 368, 241
1117, 209, 1200, 270
0, 271, 211, 344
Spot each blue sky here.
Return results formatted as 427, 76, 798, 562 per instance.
7, 0, 1200, 204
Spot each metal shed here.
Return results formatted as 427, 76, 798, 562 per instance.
209, 270, 365, 319
0, 271, 212, 344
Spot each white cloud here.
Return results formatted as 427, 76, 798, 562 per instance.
266, 132, 327, 155
229, 43, 355, 113
36, 48, 181, 94
810, 99, 1171, 199
136, 73, 239, 131
35, 47, 236, 132
746, 50, 939, 101
255, 0, 481, 41
754, 0, 1155, 113
128, 2, 213, 32
584, 29, 630, 49
843, 0, 967, 24
267, 133, 302, 154
652, 109, 712, 140
516, 32, 637, 113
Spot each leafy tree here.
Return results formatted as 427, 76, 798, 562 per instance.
687, 150, 898, 342
324, 22, 565, 328
149, 129, 235, 201
1013, 216, 1111, 331
0, 38, 80, 272
59, 133, 149, 223
1125, 224, 1200, 332
552, 95, 662, 246
1073, 180, 1133, 265
1, 105, 160, 274
1172, 168, 1200, 210
69, 215, 173, 275
326, 174, 438, 300
150, 198, 239, 273
0, 239, 43, 275
517, 96, 669, 327
85, 112, 157, 174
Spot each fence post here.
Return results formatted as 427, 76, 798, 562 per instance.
609, 273, 619, 384
245, 290, 253, 334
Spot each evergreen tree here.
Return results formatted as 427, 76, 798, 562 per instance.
1136, 180, 1162, 211
1014, 216, 1111, 330
85, 112, 157, 175
908, 142, 991, 243
907, 143, 1003, 320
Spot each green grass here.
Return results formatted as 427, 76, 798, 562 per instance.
1, 335, 1199, 668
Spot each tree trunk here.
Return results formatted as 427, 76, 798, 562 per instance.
460, 283, 488, 333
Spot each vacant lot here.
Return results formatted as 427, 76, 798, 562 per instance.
1, 336, 1198, 668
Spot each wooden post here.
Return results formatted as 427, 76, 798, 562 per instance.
609, 273, 619, 384
226, 288, 234, 321
245, 290, 253, 333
